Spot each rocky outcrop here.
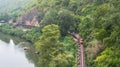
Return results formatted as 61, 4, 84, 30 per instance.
16, 6, 39, 28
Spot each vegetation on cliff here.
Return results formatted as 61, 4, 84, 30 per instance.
34, 0, 120, 67
0, 0, 120, 67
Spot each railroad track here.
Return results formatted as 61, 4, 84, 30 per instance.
68, 32, 86, 67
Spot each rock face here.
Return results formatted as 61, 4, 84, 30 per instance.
16, 6, 39, 28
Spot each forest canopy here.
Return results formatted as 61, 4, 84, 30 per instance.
0, 0, 120, 67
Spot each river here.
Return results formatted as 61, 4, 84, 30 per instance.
0, 32, 39, 67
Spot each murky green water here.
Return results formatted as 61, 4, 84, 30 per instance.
0, 32, 39, 67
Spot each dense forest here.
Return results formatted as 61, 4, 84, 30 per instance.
0, 0, 120, 67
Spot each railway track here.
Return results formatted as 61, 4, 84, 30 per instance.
68, 32, 86, 67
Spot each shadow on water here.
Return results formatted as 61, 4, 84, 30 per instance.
0, 32, 40, 67
0, 32, 25, 44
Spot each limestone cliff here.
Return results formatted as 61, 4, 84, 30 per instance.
16, 6, 39, 28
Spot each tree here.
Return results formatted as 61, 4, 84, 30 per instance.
34, 24, 75, 67
57, 9, 80, 36
95, 47, 120, 67
34, 24, 60, 67
42, 9, 58, 25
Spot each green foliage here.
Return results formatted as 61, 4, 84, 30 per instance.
72, 0, 120, 66
42, 9, 58, 25
0, 24, 24, 36
23, 27, 41, 42
0, 24, 41, 43
42, 9, 80, 36
0, 14, 11, 22
95, 29, 108, 41
35, 24, 75, 67
34, 24, 61, 66
95, 47, 120, 67
1, 0, 120, 67
57, 9, 78, 35
62, 36, 77, 55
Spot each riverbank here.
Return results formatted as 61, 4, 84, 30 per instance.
0, 23, 41, 43
0, 32, 41, 67
0, 32, 25, 44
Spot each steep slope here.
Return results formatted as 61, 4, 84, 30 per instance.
0, 0, 34, 14
15, 6, 39, 28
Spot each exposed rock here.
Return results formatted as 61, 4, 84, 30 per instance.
35, 51, 39, 54
16, 6, 40, 28
24, 47, 29, 50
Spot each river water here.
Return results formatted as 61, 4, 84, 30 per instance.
0, 32, 38, 67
